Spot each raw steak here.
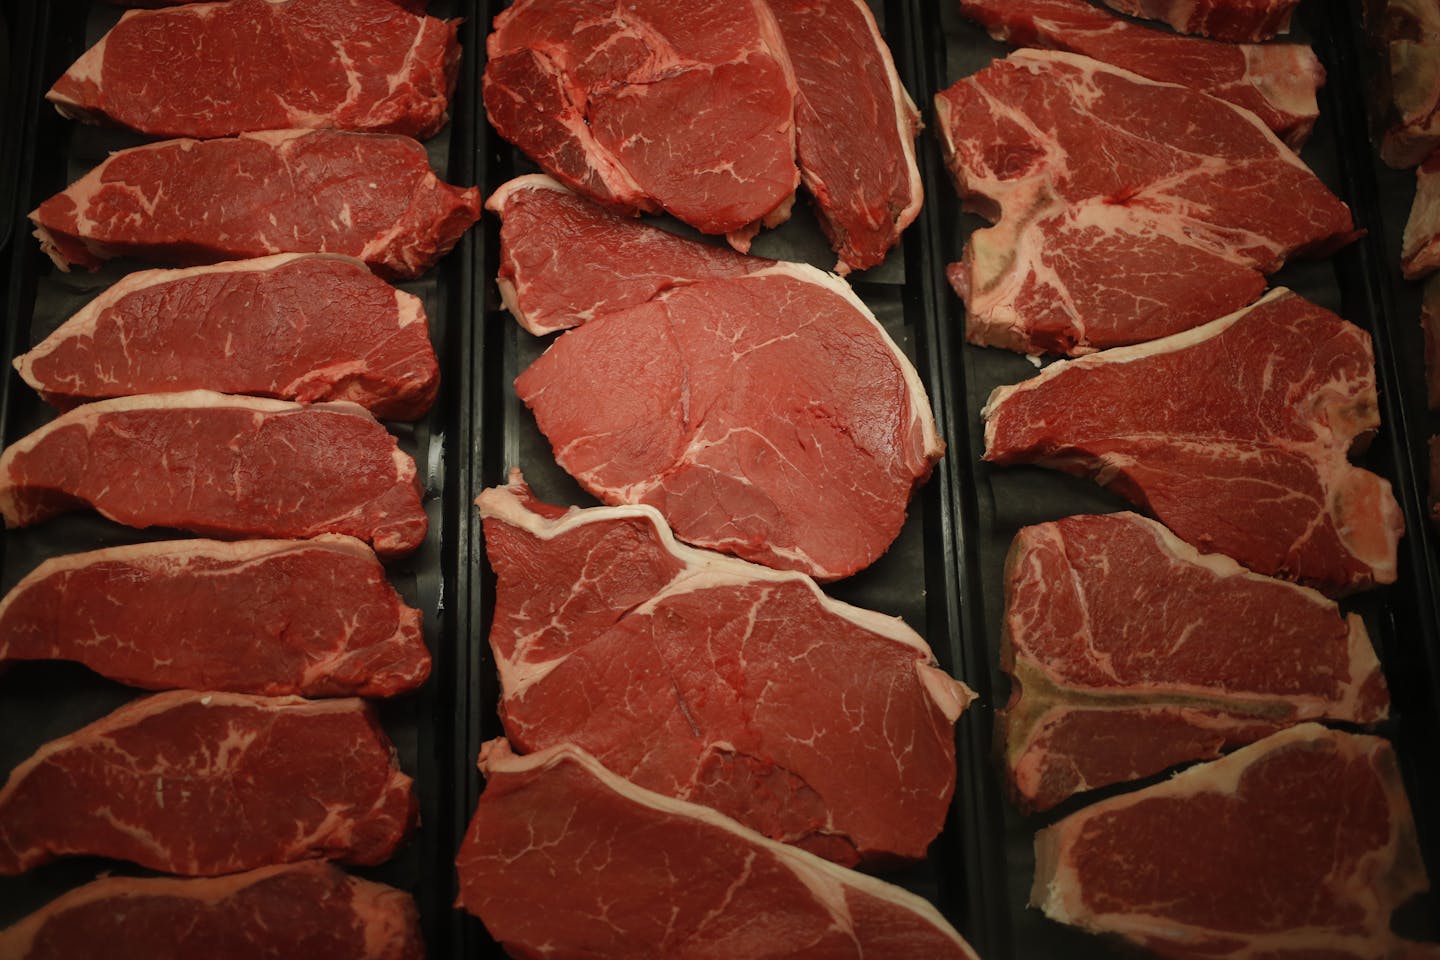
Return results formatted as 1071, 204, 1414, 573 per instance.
983, 288, 1403, 596
1381, 0, 1440, 167
515, 263, 943, 580
957, 0, 1324, 149
456, 740, 981, 959
1432, 436, 1440, 526
0, 391, 427, 559
0, 691, 416, 876
1404, 152, 1440, 278
484, 0, 798, 246
1032, 725, 1435, 959
934, 50, 1356, 356
0, 536, 429, 698
480, 475, 973, 865
0, 862, 423, 960
1098, 0, 1299, 41
14, 254, 439, 419
766, 0, 922, 273
1001, 512, 1389, 812
48, 0, 459, 140
489, 175, 765, 336
1427, 275, 1440, 409
29, 129, 481, 279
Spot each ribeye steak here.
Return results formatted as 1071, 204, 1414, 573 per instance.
15, 254, 439, 419
30, 129, 481, 279
935, 50, 1355, 355
516, 264, 943, 580
0, 862, 424, 960
984, 289, 1403, 596
0, 536, 429, 698
49, 0, 459, 139
0, 391, 427, 558
1002, 512, 1389, 812
957, 0, 1323, 149
0, 691, 416, 876
480, 474, 973, 865
456, 740, 981, 959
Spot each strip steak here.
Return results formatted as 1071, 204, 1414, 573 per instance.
456, 740, 980, 959
29, 129, 481, 279
0, 862, 423, 960
0, 691, 416, 876
1002, 512, 1389, 812
983, 289, 1403, 595
480, 475, 972, 865
0, 536, 429, 698
14, 254, 439, 419
0, 391, 427, 559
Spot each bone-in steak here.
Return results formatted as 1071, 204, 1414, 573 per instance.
48, 0, 459, 139
489, 176, 765, 337
15, 254, 439, 419
29, 130, 480, 279
0, 691, 416, 876
0, 391, 427, 558
515, 264, 942, 580
935, 50, 1355, 356
0, 536, 429, 698
0, 862, 424, 960
1098, 0, 1299, 41
1002, 512, 1389, 812
1032, 725, 1434, 958
957, 0, 1324, 149
480, 475, 972, 865
484, 0, 798, 245
983, 289, 1403, 595
456, 740, 981, 959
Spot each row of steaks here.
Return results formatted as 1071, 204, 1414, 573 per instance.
0, 1, 484, 957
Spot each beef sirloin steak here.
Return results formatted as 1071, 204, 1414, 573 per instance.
0, 391, 427, 558
484, 0, 798, 245
1002, 512, 1389, 812
456, 740, 981, 959
983, 289, 1403, 596
0, 691, 416, 876
48, 0, 460, 140
0, 536, 429, 698
14, 254, 439, 419
29, 129, 481, 279
935, 50, 1355, 356
516, 263, 943, 580
0, 862, 424, 960
480, 475, 973, 865
1033, 725, 1435, 958
957, 0, 1324, 149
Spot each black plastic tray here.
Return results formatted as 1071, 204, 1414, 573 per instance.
0, 2, 483, 957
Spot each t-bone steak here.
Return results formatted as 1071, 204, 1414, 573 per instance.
0, 862, 424, 960
0, 536, 429, 698
1098, 0, 1299, 41
957, 0, 1324, 149
489, 175, 765, 336
765, 0, 922, 274
1403, 152, 1440, 279
455, 740, 981, 959
1032, 725, 1436, 958
983, 289, 1403, 596
0, 691, 416, 876
515, 263, 943, 580
14, 254, 439, 419
1002, 512, 1389, 812
480, 474, 973, 866
935, 50, 1356, 356
29, 129, 481, 279
484, 0, 798, 247
0, 391, 427, 558
48, 0, 459, 139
